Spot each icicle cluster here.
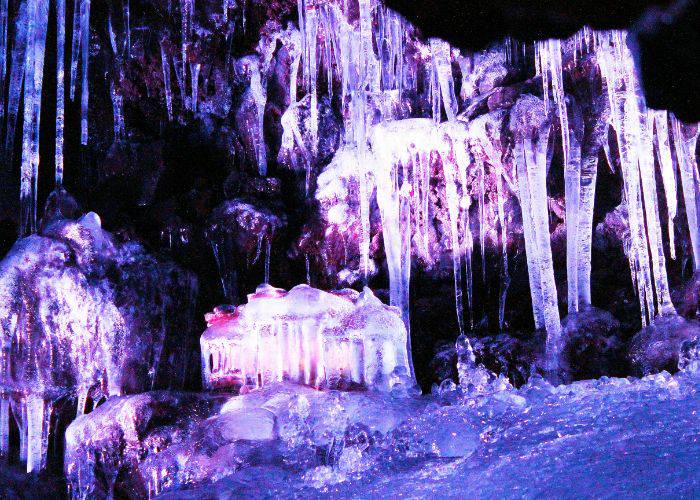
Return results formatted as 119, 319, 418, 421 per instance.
201, 284, 411, 392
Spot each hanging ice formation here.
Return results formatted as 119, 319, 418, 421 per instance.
509, 95, 562, 367
161, 42, 174, 121
20, 0, 51, 237
596, 30, 675, 325
56, 0, 66, 185
670, 114, 700, 271
430, 38, 458, 123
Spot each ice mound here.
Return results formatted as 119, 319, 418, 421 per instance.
201, 284, 411, 391
0, 212, 197, 472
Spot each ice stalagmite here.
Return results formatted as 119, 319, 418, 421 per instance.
5, 1, 28, 160
671, 114, 700, 271
430, 38, 458, 122
190, 62, 200, 112
56, 0, 67, 186
20, 0, 50, 236
79, 0, 90, 145
653, 110, 677, 259
510, 95, 561, 368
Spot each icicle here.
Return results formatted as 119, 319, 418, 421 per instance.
511, 98, 561, 368
160, 42, 173, 121
306, 3, 319, 153
477, 157, 486, 281
264, 239, 271, 284
123, 0, 130, 58
69, 0, 80, 100
289, 28, 301, 105
671, 114, 700, 271
26, 395, 48, 473
56, 0, 66, 186
564, 133, 582, 314
5, 1, 29, 160
653, 110, 677, 259
437, 130, 465, 336
577, 136, 600, 308
190, 62, 200, 112
110, 80, 125, 141
249, 59, 268, 176
597, 30, 675, 321
0, 395, 8, 458
430, 38, 458, 122
76, 388, 88, 416
20, 0, 51, 236
80, 0, 90, 145
0, 0, 8, 127
496, 161, 509, 330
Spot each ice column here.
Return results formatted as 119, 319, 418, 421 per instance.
510, 96, 561, 367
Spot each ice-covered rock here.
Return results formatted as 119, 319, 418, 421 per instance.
0, 212, 197, 472
628, 315, 700, 376
64, 382, 426, 497
200, 284, 411, 392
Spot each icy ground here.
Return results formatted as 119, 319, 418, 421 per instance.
143, 368, 700, 498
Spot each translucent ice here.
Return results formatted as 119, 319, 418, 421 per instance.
201, 284, 411, 392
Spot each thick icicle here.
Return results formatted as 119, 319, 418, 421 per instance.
79, 0, 90, 145
26, 395, 48, 473
671, 114, 700, 271
653, 110, 677, 259
564, 133, 582, 313
56, 0, 67, 186
597, 32, 655, 324
510, 96, 561, 368
430, 38, 458, 122
597, 31, 675, 321
5, 1, 29, 160
20, 0, 51, 236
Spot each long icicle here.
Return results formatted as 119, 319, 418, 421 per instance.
671, 114, 700, 271
79, 0, 91, 145
20, 0, 50, 236
5, 1, 29, 160
56, 0, 67, 186
0, 0, 8, 129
